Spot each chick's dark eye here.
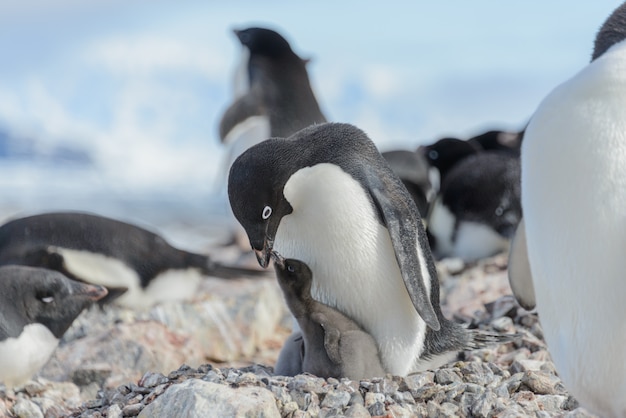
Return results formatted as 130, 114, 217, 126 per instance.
287, 264, 296, 273
428, 150, 439, 160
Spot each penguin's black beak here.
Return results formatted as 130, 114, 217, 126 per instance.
71, 281, 109, 301
252, 237, 273, 268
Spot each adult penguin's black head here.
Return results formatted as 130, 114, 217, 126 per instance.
227, 138, 296, 268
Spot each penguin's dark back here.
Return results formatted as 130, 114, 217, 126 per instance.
0, 213, 201, 285
441, 152, 521, 237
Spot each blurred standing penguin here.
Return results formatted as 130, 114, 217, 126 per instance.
520, 3, 626, 416
219, 26, 326, 171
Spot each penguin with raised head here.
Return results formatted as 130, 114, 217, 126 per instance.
467, 129, 523, 156
0, 212, 265, 309
419, 137, 481, 185
272, 252, 385, 380
229, 122, 513, 376
0, 266, 107, 387
219, 26, 326, 168
520, 3, 626, 415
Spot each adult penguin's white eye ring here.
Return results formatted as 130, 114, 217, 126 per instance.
262, 206, 272, 220
41, 296, 54, 304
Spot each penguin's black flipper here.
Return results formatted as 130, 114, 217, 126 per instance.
219, 93, 263, 142
369, 184, 440, 331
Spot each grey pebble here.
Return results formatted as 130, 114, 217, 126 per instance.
320, 390, 350, 409
434, 368, 462, 385
122, 402, 144, 416
344, 403, 371, 418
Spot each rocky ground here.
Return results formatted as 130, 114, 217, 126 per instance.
0, 253, 597, 417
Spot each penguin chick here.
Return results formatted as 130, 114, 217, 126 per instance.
0, 266, 107, 388
272, 252, 385, 380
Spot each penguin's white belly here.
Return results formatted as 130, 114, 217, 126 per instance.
428, 199, 508, 261
275, 163, 427, 376
224, 115, 271, 162
54, 247, 202, 309
0, 324, 58, 388
523, 43, 626, 416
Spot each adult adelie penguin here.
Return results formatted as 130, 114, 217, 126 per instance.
0, 212, 265, 309
219, 26, 326, 167
520, 3, 626, 415
229, 122, 512, 376
0, 266, 107, 387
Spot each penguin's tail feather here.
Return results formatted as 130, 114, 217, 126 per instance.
466, 329, 521, 350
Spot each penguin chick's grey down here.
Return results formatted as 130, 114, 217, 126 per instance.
0, 266, 107, 388
272, 252, 385, 380
0, 212, 265, 309
228, 122, 515, 375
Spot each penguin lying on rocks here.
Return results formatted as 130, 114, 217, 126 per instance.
0, 265, 107, 387
0, 212, 266, 309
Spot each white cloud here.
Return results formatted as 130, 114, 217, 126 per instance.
85, 36, 228, 78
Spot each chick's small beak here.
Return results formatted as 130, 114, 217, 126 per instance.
270, 251, 285, 269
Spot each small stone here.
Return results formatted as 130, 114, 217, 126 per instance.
72, 364, 112, 387
521, 371, 560, 395
319, 407, 342, 418
291, 390, 312, 410
344, 403, 371, 418
411, 383, 440, 402
443, 382, 465, 402
434, 368, 462, 385
348, 391, 364, 406
22, 381, 46, 397
139, 372, 169, 388
470, 390, 497, 418
363, 392, 384, 407
536, 394, 567, 412
510, 359, 544, 374
392, 391, 415, 405
122, 403, 144, 416
512, 390, 539, 413
491, 316, 514, 332
107, 404, 123, 418
367, 402, 385, 417
401, 372, 434, 392
387, 404, 413, 417
236, 372, 258, 386
320, 390, 350, 409
282, 401, 299, 415
12, 398, 44, 418
381, 378, 398, 395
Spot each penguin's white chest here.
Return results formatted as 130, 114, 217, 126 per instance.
274, 163, 426, 376
54, 247, 203, 309
0, 324, 58, 388
522, 42, 626, 416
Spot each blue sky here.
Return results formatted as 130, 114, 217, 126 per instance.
0, 1, 622, 222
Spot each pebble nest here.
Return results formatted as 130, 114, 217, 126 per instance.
0, 255, 597, 417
